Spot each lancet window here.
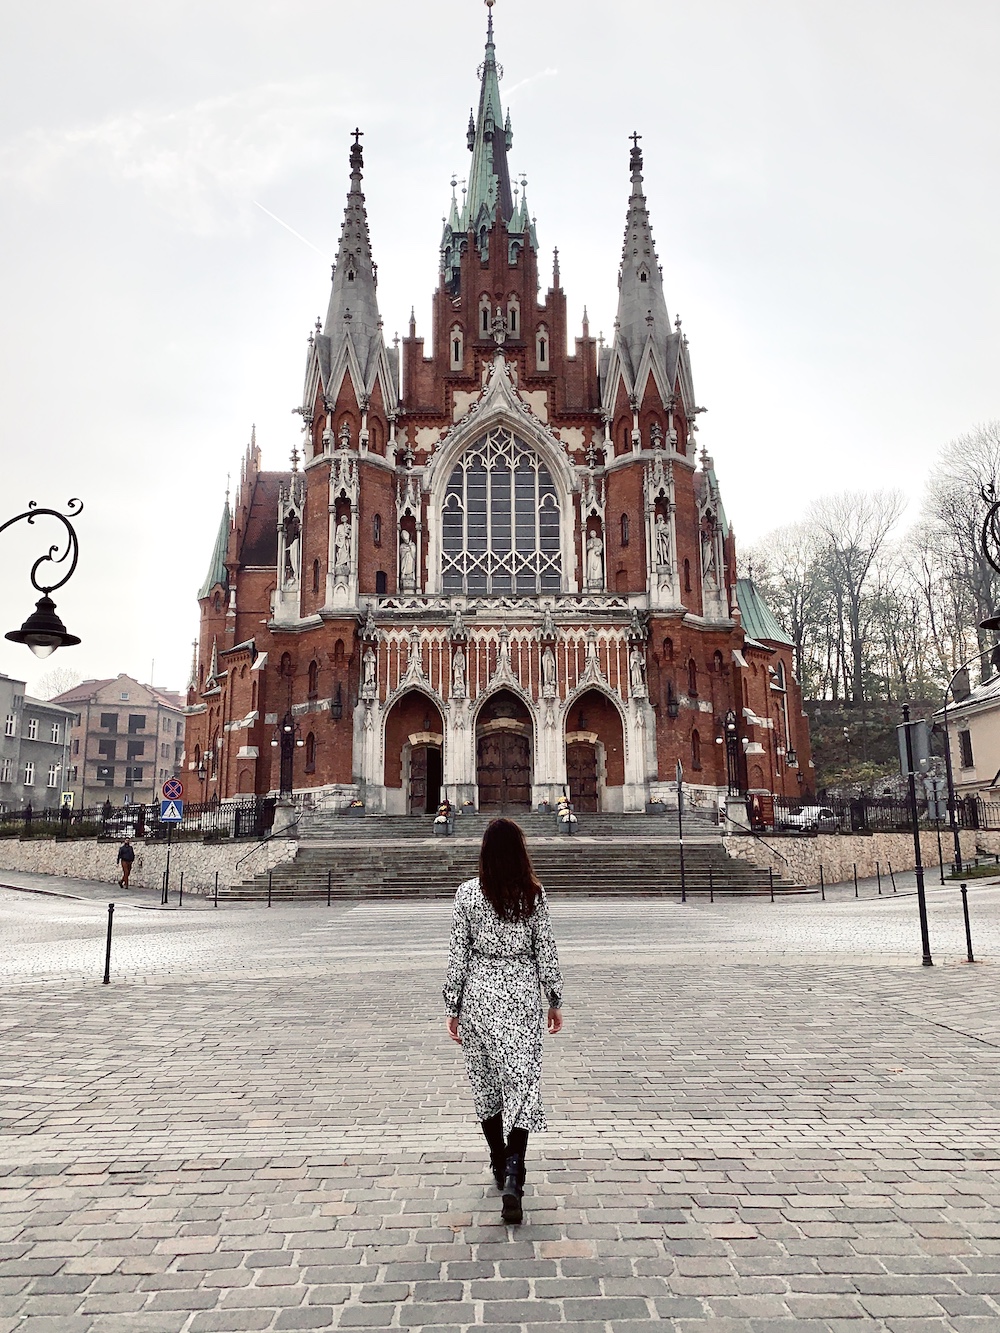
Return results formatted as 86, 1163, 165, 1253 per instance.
441, 426, 562, 595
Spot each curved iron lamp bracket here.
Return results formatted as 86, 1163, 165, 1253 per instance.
0, 499, 83, 594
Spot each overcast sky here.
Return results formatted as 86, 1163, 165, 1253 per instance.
1, 0, 997, 699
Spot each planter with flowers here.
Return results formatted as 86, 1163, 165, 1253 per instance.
555, 796, 578, 835
344, 799, 366, 818
434, 799, 453, 836
645, 798, 666, 815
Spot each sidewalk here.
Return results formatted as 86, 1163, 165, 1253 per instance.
0, 868, 214, 909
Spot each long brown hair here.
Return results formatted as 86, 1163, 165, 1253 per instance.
479, 817, 542, 922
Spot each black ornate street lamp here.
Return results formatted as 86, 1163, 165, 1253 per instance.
270, 712, 304, 798
2, 500, 83, 657
723, 709, 741, 796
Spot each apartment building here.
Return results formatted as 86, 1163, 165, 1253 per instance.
0, 673, 75, 814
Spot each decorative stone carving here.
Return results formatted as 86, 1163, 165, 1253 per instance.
585, 531, 605, 589
361, 646, 378, 700
654, 513, 671, 568
629, 645, 647, 698
541, 645, 557, 698
451, 645, 466, 698
399, 530, 417, 592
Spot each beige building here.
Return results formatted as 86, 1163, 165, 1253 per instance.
52, 675, 185, 810
937, 675, 1000, 801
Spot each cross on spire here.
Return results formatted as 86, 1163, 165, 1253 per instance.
630, 131, 642, 150
352, 127, 363, 145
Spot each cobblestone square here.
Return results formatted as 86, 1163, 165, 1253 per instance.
2, 879, 1000, 1330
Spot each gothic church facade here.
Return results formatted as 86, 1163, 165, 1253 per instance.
185, 11, 812, 815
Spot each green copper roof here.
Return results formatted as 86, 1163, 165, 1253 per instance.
735, 578, 793, 647
198, 499, 231, 599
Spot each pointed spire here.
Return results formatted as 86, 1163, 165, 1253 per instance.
614, 131, 671, 376
198, 494, 232, 599
552, 247, 561, 289
464, 1, 514, 237
322, 131, 384, 381
187, 639, 198, 692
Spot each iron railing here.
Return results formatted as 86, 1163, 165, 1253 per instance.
0, 797, 276, 842
768, 793, 1000, 834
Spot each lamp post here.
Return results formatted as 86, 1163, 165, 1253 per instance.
270, 713, 304, 798
1, 500, 83, 656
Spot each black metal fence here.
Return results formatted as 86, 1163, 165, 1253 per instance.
0, 797, 275, 842
769, 794, 1000, 835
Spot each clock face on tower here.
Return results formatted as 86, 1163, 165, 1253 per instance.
440, 426, 562, 597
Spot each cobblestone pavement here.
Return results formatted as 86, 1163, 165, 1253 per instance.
2, 885, 1000, 1330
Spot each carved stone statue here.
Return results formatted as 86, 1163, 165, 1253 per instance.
399, 529, 417, 592
701, 522, 717, 581
539, 606, 557, 641
655, 513, 671, 567
629, 645, 647, 695
541, 645, 556, 695
282, 510, 301, 583
585, 532, 604, 587
451, 646, 466, 698
334, 514, 351, 572
361, 646, 377, 695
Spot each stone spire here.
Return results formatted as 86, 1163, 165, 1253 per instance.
198, 495, 231, 599
614, 132, 671, 377
464, 0, 514, 239
323, 131, 383, 385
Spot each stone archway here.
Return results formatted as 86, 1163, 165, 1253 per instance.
564, 688, 625, 813
476, 689, 533, 811
383, 690, 445, 815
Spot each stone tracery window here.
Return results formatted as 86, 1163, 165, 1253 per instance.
441, 426, 562, 595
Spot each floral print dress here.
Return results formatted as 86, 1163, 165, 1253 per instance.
444, 878, 563, 1139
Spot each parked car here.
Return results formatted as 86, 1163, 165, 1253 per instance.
779, 805, 839, 833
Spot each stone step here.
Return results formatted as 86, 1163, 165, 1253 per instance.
298, 810, 721, 841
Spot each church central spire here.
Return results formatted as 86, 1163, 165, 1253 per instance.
464, 0, 514, 235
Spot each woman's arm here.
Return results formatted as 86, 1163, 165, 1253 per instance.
442, 891, 472, 1024
532, 890, 563, 1014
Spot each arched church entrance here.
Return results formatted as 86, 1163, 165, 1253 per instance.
383, 690, 444, 815
476, 690, 532, 812
564, 689, 625, 813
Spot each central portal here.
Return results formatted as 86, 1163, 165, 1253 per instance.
476, 690, 532, 812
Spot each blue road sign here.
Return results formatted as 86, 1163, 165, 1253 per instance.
160, 799, 184, 823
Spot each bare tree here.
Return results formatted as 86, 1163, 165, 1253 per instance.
33, 666, 82, 700
809, 490, 905, 704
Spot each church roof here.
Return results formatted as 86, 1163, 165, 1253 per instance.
614, 137, 672, 379
198, 498, 231, 599
735, 579, 794, 647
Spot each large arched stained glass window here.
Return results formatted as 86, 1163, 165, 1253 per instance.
441, 427, 562, 595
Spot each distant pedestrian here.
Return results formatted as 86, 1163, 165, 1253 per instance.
116, 838, 135, 888
444, 817, 563, 1225
101, 798, 113, 828
135, 806, 146, 839
60, 801, 71, 827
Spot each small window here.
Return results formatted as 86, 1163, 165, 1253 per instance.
480, 299, 491, 335
640, 271, 648, 283
72, 738, 80, 756
450, 327, 464, 371
127, 740, 145, 759
959, 730, 974, 769
688, 658, 698, 697
128, 715, 146, 734
50, 722, 61, 744
308, 661, 319, 700
662, 637, 674, 662
176, 721, 183, 736
47, 764, 59, 788
305, 732, 316, 774
120, 691, 130, 701
684, 558, 691, 592
124, 766, 143, 787
1, 759, 12, 782
376, 570, 387, 595
373, 513, 382, 547
692, 729, 702, 771
96, 765, 114, 786
4, 715, 14, 737
99, 739, 116, 760
23, 762, 35, 786
620, 514, 629, 548
312, 560, 321, 595
26, 718, 38, 741
536, 329, 549, 370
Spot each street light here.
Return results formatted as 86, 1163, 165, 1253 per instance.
271, 713, 304, 798
1, 501, 83, 656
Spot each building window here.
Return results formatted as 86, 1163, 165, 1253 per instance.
127, 740, 145, 759
125, 766, 143, 787
1, 759, 12, 783
536, 328, 549, 370
662, 637, 674, 662
47, 764, 59, 788
308, 661, 319, 699
687, 658, 698, 697
96, 765, 114, 786
305, 732, 316, 773
684, 558, 691, 592
312, 560, 321, 595
507, 297, 520, 335
100, 713, 118, 732
375, 570, 387, 595
26, 717, 38, 741
72, 738, 79, 755
23, 762, 34, 786
4, 715, 14, 737
691, 729, 702, 771
50, 722, 61, 744
99, 739, 116, 760
450, 326, 464, 371
441, 426, 562, 596
959, 730, 974, 769
620, 513, 629, 548
176, 721, 183, 736
128, 714, 146, 734
480, 297, 491, 336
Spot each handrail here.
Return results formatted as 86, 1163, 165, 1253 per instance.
720, 811, 790, 866
234, 816, 301, 871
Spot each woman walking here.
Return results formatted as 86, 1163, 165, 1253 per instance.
444, 817, 563, 1224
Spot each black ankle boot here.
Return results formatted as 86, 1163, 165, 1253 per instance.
501, 1128, 528, 1224
480, 1114, 506, 1189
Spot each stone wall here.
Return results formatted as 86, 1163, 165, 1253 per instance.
0, 837, 298, 896
725, 828, 979, 886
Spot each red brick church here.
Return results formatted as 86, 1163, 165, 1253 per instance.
184, 6, 812, 815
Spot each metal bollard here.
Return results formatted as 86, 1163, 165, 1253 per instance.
769, 865, 774, 902
709, 864, 714, 903
161, 871, 168, 907
876, 862, 882, 895
178, 872, 183, 908
102, 903, 115, 985
888, 861, 898, 893
820, 865, 825, 901
214, 870, 219, 909
960, 883, 976, 963
268, 869, 273, 908
853, 862, 859, 898
327, 869, 332, 908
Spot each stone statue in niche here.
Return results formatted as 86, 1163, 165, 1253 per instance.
585, 531, 604, 588
655, 513, 671, 568
539, 606, 557, 640
541, 645, 556, 697
282, 510, 301, 583
629, 645, 647, 696
361, 646, 377, 697
334, 514, 351, 573
399, 529, 417, 592
451, 646, 466, 698
701, 521, 718, 582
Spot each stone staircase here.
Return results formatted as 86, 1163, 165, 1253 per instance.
224, 816, 805, 901
297, 808, 722, 841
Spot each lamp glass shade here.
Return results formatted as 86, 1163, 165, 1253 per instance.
5, 595, 80, 657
